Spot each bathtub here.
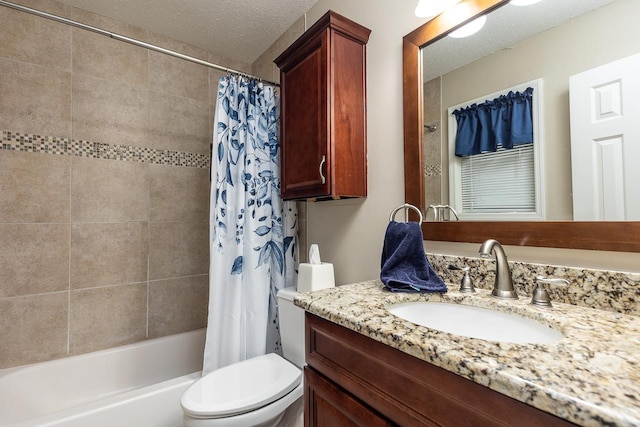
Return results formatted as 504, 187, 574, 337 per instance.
0, 329, 205, 427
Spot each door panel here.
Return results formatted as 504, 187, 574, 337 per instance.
570, 52, 640, 220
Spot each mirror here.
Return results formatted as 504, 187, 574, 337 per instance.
402, 0, 640, 252
422, 0, 636, 221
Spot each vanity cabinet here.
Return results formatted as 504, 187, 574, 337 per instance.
304, 313, 578, 427
274, 11, 370, 201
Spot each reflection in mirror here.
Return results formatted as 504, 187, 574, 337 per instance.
402, 0, 640, 252
422, 0, 639, 221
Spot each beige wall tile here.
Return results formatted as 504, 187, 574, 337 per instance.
252, 47, 277, 83
9, 0, 72, 17
0, 293, 68, 368
71, 222, 148, 289
69, 283, 147, 354
423, 126, 442, 167
72, 29, 148, 87
70, 7, 149, 41
0, 57, 72, 137
425, 175, 442, 208
148, 91, 209, 154
0, 5, 71, 71
209, 68, 227, 142
148, 275, 208, 338
71, 157, 148, 222
0, 224, 69, 298
147, 26, 209, 103
209, 68, 227, 92
424, 77, 441, 124
148, 51, 209, 102
149, 164, 209, 223
70, 7, 149, 87
148, 222, 209, 280
207, 52, 252, 75
296, 201, 308, 263
0, 151, 70, 223
72, 74, 149, 147
148, 33, 208, 62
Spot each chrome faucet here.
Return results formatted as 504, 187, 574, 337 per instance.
478, 239, 518, 299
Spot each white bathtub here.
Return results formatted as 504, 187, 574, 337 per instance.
0, 329, 205, 427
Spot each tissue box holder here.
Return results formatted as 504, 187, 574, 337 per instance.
297, 262, 335, 293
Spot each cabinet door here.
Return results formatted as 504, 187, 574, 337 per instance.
305, 367, 392, 427
280, 31, 330, 200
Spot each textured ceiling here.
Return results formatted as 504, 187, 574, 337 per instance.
51, 0, 618, 71
424, 0, 618, 80
57, 0, 319, 64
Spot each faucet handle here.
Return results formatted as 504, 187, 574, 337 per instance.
448, 264, 475, 293
531, 276, 569, 307
428, 205, 460, 222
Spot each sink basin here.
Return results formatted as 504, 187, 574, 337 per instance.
387, 302, 564, 344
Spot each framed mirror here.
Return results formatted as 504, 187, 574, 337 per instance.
403, 0, 640, 252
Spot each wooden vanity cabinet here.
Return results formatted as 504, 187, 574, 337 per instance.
274, 11, 370, 201
304, 313, 578, 427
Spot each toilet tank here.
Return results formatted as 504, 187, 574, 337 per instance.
277, 287, 305, 368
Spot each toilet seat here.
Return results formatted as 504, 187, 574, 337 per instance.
181, 353, 302, 419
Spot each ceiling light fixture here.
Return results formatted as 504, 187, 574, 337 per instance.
414, 0, 459, 19
448, 15, 487, 38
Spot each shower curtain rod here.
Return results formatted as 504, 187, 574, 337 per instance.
0, 0, 280, 87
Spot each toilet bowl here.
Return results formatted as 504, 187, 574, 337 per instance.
181, 287, 305, 427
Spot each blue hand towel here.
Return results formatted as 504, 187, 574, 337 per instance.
380, 221, 447, 293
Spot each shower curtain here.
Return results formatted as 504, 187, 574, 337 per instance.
203, 75, 297, 375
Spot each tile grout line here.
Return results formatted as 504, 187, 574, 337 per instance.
146, 48, 150, 339
67, 172, 72, 356
67, 29, 73, 355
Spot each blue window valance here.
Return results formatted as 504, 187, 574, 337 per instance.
453, 87, 534, 157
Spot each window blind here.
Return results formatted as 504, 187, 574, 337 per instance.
460, 143, 535, 213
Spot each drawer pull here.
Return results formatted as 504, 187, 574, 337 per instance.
319, 155, 326, 184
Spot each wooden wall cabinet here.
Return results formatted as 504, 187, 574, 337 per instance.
275, 11, 370, 201
305, 313, 578, 427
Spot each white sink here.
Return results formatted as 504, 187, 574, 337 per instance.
387, 302, 564, 344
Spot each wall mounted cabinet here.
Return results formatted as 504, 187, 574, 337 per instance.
275, 11, 370, 201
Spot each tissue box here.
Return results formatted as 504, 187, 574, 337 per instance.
297, 262, 335, 293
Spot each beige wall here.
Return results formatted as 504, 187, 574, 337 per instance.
440, 0, 640, 220
255, 0, 640, 282
0, 0, 251, 368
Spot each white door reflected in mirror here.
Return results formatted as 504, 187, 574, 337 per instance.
570, 52, 640, 221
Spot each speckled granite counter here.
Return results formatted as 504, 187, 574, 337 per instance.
294, 280, 640, 427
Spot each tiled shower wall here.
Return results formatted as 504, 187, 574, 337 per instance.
0, 0, 251, 369
423, 76, 443, 211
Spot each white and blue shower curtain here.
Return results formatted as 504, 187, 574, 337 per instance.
203, 75, 297, 375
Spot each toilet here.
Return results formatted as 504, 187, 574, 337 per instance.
181, 287, 305, 427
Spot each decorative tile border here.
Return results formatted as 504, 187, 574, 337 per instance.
424, 163, 441, 177
1, 131, 210, 169
428, 253, 640, 316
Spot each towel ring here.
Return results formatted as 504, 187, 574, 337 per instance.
389, 203, 423, 223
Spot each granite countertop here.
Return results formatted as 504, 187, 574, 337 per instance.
294, 280, 640, 427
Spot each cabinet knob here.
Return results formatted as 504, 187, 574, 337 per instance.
319, 155, 326, 184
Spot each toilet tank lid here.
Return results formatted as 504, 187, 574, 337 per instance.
181, 353, 301, 419
276, 287, 298, 302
